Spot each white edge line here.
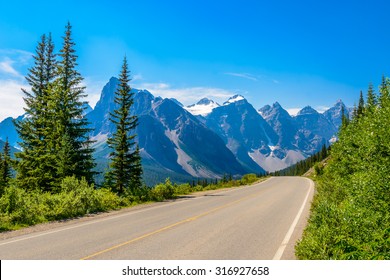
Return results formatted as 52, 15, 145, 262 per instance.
272, 178, 314, 260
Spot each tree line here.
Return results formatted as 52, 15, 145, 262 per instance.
296, 77, 390, 259
271, 144, 330, 176
1, 22, 142, 196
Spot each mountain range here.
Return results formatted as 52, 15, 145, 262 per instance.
0, 77, 351, 185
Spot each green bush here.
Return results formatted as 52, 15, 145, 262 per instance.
296, 80, 390, 259
0, 176, 125, 231
0, 173, 265, 232
0, 186, 44, 227
240, 173, 258, 185
150, 178, 175, 201
174, 183, 192, 195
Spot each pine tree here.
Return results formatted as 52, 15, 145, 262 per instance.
49, 22, 96, 186
340, 106, 349, 130
0, 139, 13, 194
357, 90, 365, 118
321, 144, 327, 160
366, 82, 377, 114
0, 152, 3, 195
105, 57, 143, 195
2, 139, 12, 183
379, 75, 390, 107
15, 34, 57, 191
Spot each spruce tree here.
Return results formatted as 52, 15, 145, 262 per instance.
49, 22, 96, 186
379, 75, 390, 107
340, 106, 349, 130
366, 83, 377, 114
2, 139, 12, 184
357, 90, 365, 117
0, 139, 12, 194
105, 57, 143, 195
0, 152, 3, 195
15, 34, 57, 191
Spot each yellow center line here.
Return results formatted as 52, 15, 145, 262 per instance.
81, 188, 264, 260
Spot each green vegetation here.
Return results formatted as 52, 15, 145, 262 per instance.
272, 144, 329, 176
0, 139, 12, 196
296, 77, 390, 259
0, 177, 126, 231
104, 57, 143, 195
0, 23, 266, 233
0, 22, 146, 231
0, 174, 262, 232
15, 23, 95, 192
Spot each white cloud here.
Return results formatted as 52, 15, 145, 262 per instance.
315, 106, 330, 113
0, 58, 23, 78
0, 49, 33, 79
286, 108, 301, 116
0, 79, 27, 121
82, 78, 107, 109
136, 82, 235, 105
132, 73, 143, 82
224, 72, 259, 81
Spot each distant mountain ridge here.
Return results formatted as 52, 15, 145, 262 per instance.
0, 77, 351, 185
86, 77, 246, 185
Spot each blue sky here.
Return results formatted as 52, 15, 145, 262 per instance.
1, 0, 390, 120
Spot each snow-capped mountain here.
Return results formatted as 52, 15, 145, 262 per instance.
223, 94, 245, 105
184, 98, 220, 116
0, 76, 353, 184
257, 102, 307, 171
87, 77, 246, 185
205, 96, 276, 173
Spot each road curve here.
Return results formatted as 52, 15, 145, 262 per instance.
0, 177, 314, 260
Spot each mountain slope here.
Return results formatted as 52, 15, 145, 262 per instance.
89, 78, 247, 185
205, 96, 276, 173
0, 75, 352, 183
0, 115, 24, 148
259, 102, 297, 148
184, 98, 220, 116
323, 99, 353, 129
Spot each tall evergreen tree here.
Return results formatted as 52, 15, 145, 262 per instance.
105, 57, 143, 195
340, 106, 349, 130
15, 34, 57, 191
2, 139, 12, 184
379, 75, 390, 107
357, 90, 365, 117
49, 22, 95, 186
0, 139, 13, 194
0, 152, 3, 195
366, 82, 377, 114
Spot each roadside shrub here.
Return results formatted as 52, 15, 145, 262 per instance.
314, 163, 324, 176
174, 183, 192, 195
150, 178, 175, 201
0, 185, 47, 228
240, 173, 258, 185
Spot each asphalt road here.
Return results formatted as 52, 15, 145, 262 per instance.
0, 177, 314, 260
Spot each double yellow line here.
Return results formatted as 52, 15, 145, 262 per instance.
81, 186, 264, 260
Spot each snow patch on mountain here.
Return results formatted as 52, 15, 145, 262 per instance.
248, 149, 305, 172
223, 95, 245, 105
184, 98, 220, 116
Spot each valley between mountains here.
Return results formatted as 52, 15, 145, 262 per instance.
0, 76, 350, 185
